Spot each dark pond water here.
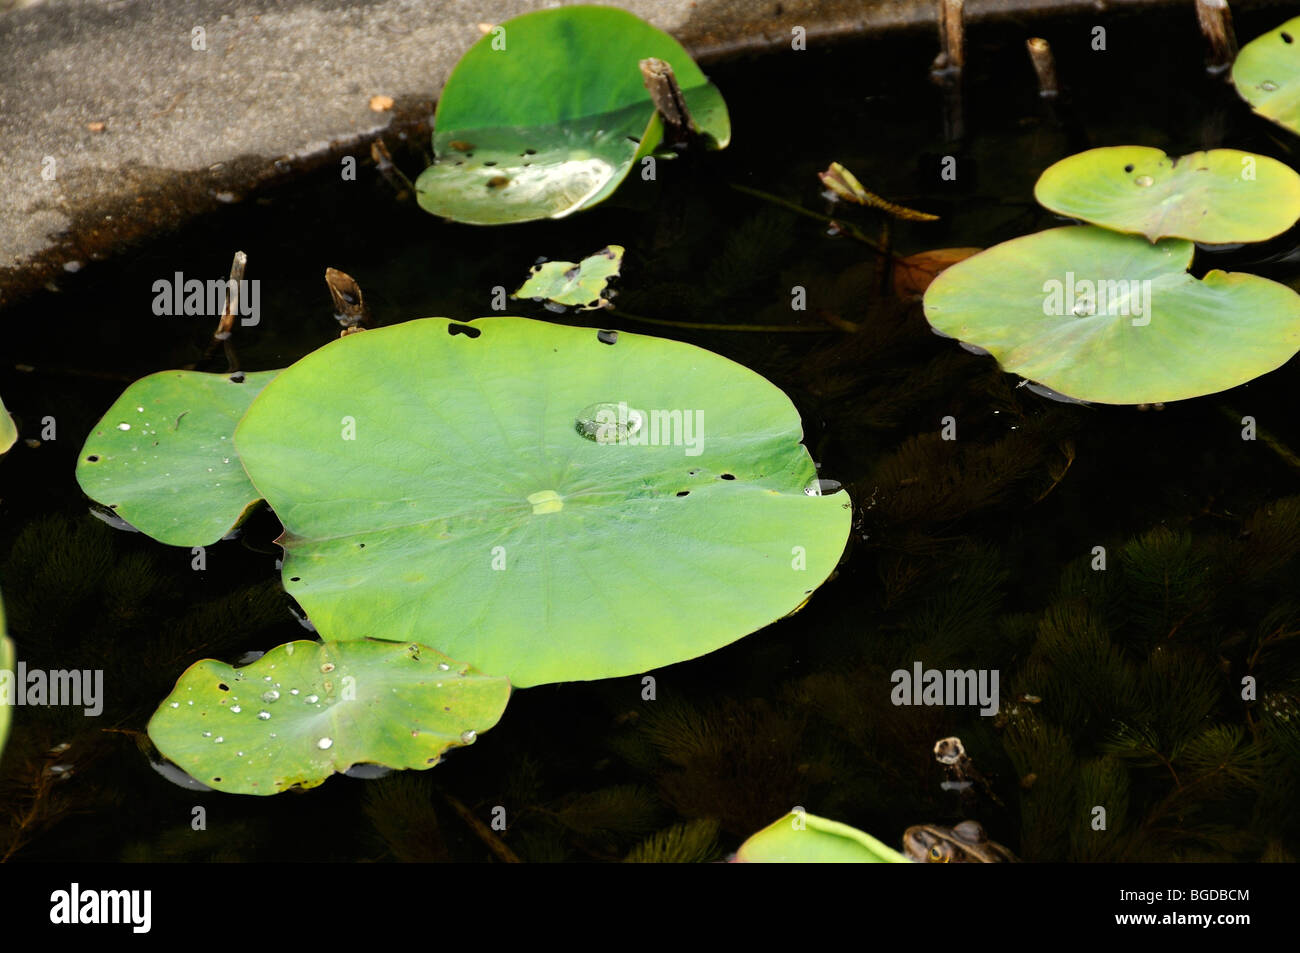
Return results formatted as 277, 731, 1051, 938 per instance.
4, 7, 1300, 862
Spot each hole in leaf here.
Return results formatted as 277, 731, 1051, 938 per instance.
1123, 164, 1134, 173
213, 777, 222, 782
1284, 31, 1294, 43
483, 161, 497, 166
358, 543, 366, 548
720, 473, 736, 480
289, 576, 301, 582
522, 148, 536, 155
597, 330, 618, 345
218, 683, 230, 692
229, 371, 246, 383
448, 323, 481, 338
676, 490, 689, 497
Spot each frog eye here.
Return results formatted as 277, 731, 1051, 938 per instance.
928, 845, 947, 862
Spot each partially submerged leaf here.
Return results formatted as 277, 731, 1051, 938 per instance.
1034, 146, 1300, 243
234, 318, 851, 687
735, 811, 910, 862
147, 639, 511, 795
0, 395, 15, 453
416, 7, 729, 224
923, 225, 1300, 404
1233, 17, 1300, 138
513, 245, 623, 310
0, 593, 12, 759
892, 247, 982, 297
75, 370, 278, 546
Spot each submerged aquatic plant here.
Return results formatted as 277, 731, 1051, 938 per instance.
415, 7, 729, 225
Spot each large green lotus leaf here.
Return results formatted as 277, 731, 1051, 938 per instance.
1034, 147, 1300, 243
1234, 17, 1300, 137
147, 639, 510, 795
0, 594, 12, 759
234, 318, 850, 687
416, 6, 730, 224
923, 225, 1300, 404
0, 394, 15, 453
75, 370, 278, 546
735, 812, 910, 863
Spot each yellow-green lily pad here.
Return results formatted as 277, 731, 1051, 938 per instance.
1233, 17, 1300, 138
735, 811, 910, 863
76, 370, 278, 546
513, 245, 623, 310
0, 592, 12, 759
1034, 147, 1300, 243
923, 225, 1300, 404
147, 639, 511, 795
0, 395, 15, 453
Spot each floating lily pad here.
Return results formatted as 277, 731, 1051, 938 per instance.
416, 6, 730, 224
147, 639, 510, 795
735, 812, 910, 863
513, 245, 624, 310
76, 370, 278, 546
1034, 147, 1300, 243
234, 318, 850, 687
1234, 17, 1300, 138
0, 594, 12, 759
0, 395, 15, 453
923, 225, 1300, 404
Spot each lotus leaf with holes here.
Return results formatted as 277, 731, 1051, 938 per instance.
233, 317, 850, 687
415, 6, 730, 224
1034, 147, 1300, 243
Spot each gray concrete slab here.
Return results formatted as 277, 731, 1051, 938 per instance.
0, 0, 1224, 304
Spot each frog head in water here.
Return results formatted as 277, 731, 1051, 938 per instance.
902, 820, 1018, 863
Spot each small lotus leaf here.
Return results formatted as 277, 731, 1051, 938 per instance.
1034, 147, 1300, 243
923, 225, 1300, 404
233, 317, 851, 687
0, 395, 15, 453
513, 245, 624, 310
147, 639, 510, 795
735, 812, 910, 863
76, 370, 278, 546
0, 594, 12, 758
1233, 17, 1300, 138
416, 7, 730, 224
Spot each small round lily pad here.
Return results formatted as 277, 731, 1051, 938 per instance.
923, 225, 1300, 404
734, 812, 910, 863
1034, 147, 1300, 243
1233, 17, 1300, 138
0, 395, 15, 453
75, 370, 278, 546
513, 245, 623, 310
147, 639, 511, 795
